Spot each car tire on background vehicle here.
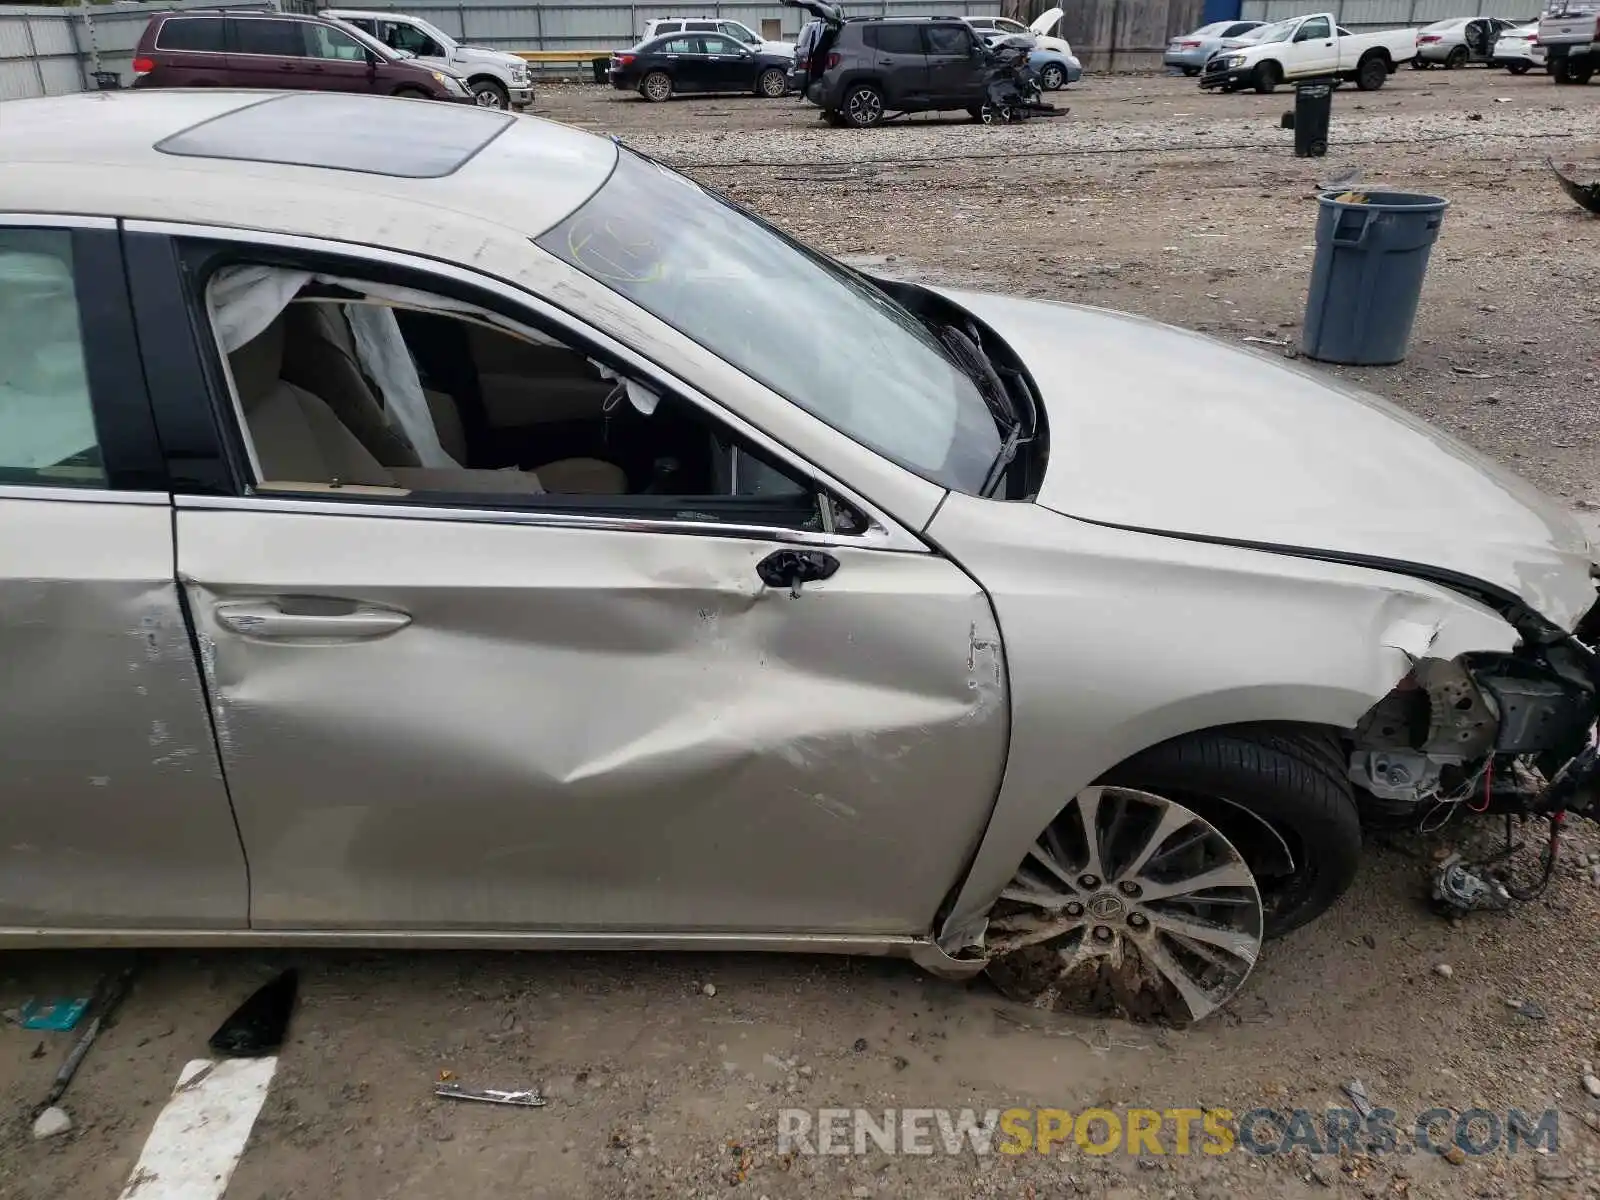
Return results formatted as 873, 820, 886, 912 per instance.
1182, 65, 1200, 76
842, 83, 885, 127
967, 104, 984, 120
1410, 56, 1429, 68
756, 67, 788, 97
1099, 724, 1362, 938
1568, 60, 1595, 83
1506, 61, 1531, 74
1445, 44, 1468, 68
393, 86, 431, 99
641, 70, 673, 102
1038, 62, 1065, 89
1355, 53, 1389, 90
470, 79, 509, 109
1253, 61, 1280, 93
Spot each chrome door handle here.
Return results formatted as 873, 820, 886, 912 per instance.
214, 599, 411, 640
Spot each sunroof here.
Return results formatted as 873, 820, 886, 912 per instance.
155, 94, 514, 179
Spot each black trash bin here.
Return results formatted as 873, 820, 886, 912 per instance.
1291, 77, 1332, 157
592, 56, 609, 85
1301, 190, 1449, 366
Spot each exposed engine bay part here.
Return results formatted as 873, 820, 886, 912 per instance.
1548, 158, 1600, 216
1349, 750, 1443, 802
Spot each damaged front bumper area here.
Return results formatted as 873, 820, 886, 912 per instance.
1350, 591, 1600, 825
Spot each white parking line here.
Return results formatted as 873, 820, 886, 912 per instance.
117, 1057, 278, 1200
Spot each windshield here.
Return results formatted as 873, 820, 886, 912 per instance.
1422, 18, 1467, 29
1250, 19, 1297, 42
537, 152, 1002, 493
1191, 21, 1228, 35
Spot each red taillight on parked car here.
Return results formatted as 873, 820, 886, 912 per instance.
132, 56, 155, 75
614, 53, 634, 66
826, 51, 841, 68
1529, 34, 1539, 43
1417, 34, 1440, 43
1179, 39, 1201, 47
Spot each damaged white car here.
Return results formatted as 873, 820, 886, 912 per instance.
3, 90, 1598, 1025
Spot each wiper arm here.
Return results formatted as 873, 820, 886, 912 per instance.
980, 421, 1025, 497
936, 324, 1016, 430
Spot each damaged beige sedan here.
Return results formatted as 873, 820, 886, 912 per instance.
3, 91, 1599, 1025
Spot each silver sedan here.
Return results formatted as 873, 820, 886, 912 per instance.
1164, 19, 1264, 75
2, 90, 1597, 1025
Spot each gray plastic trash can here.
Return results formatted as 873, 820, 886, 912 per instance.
1300, 190, 1448, 366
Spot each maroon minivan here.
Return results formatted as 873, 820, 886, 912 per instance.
132, 9, 473, 101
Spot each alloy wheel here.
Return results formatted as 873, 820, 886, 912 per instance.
985, 786, 1263, 1024
1039, 63, 1064, 89
644, 73, 672, 101
846, 87, 883, 126
473, 85, 507, 109
759, 68, 787, 97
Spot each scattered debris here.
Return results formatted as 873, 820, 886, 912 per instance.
434, 1082, 546, 1108
701, 982, 717, 998
43, 964, 136, 1109
1443, 1144, 1467, 1165
1583, 1072, 1600, 1099
1505, 998, 1547, 1020
1434, 963, 1454, 980
1494, 97, 1511, 103
1242, 335, 1292, 348
209, 970, 298, 1058
20, 997, 90, 1032
1450, 366, 1493, 378
1342, 1080, 1374, 1120
31, 1106, 71, 1140
1548, 159, 1600, 216
1466, 112, 1483, 121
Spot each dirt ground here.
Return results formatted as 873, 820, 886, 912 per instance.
5, 67, 1600, 1200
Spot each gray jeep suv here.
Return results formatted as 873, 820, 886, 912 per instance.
785, 2, 989, 127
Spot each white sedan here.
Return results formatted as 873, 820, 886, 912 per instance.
1493, 22, 1547, 72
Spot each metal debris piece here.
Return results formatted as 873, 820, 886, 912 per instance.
1342, 1079, 1373, 1120
1505, 998, 1548, 1020
1431, 852, 1513, 914
434, 1082, 546, 1108
1547, 158, 1600, 216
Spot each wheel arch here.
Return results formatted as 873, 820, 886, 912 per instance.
466, 72, 508, 89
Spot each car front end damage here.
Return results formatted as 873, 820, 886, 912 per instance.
1348, 577, 1600, 909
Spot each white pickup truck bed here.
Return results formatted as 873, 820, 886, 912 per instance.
1199, 11, 1416, 92
1539, 0, 1600, 83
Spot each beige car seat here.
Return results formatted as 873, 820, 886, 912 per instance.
281, 302, 627, 496
229, 319, 550, 496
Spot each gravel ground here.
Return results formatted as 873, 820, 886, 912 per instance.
4, 67, 1600, 1200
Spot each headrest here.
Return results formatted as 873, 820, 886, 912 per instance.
228, 316, 286, 409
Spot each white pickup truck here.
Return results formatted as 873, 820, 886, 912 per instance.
1538, 0, 1599, 83
1198, 12, 1416, 92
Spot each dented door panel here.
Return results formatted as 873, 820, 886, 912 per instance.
0, 494, 246, 929
179, 504, 1008, 934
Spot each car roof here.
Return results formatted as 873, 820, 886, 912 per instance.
0, 91, 617, 251
157, 7, 324, 17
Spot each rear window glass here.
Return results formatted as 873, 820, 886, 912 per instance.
156, 93, 513, 178
864, 23, 922, 54
155, 17, 225, 52
230, 17, 306, 56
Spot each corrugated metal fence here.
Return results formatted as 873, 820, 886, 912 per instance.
1241, 0, 1545, 30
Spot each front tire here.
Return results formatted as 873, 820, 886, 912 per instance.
842, 83, 885, 127
469, 79, 509, 109
641, 70, 673, 102
1182, 65, 1201, 77
756, 66, 788, 97
1507, 61, 1531, 74
1253, 61, 1280, 93
1101, 725, 1360, 938
1038, 62, 1065, 89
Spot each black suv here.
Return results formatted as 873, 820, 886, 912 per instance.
784, 0, 989, 127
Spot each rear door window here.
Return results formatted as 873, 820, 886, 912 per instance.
660, 37, 699, 53
230, 18, 307, 57
0, 229, 103, 487
685, 21, 717, 32
866, 24, 923, 54
157, 17, 226, 51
